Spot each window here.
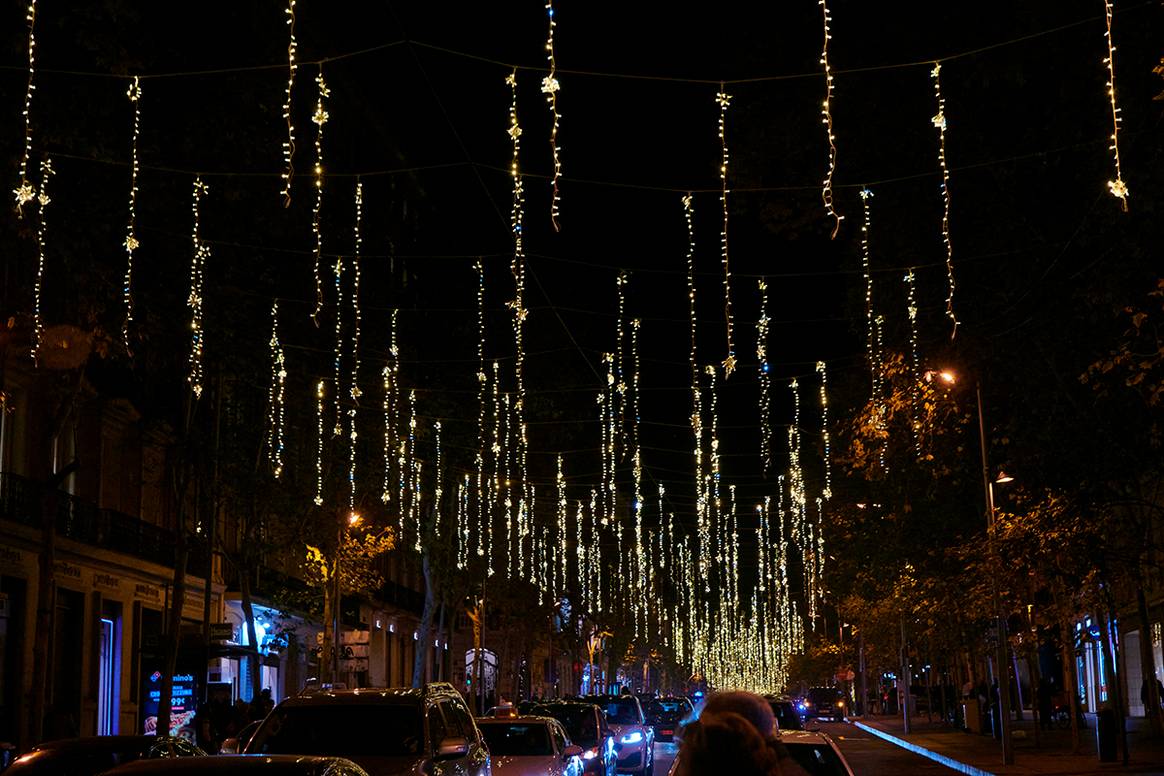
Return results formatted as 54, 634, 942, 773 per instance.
479, 723, 553, 757
427, 703, 449, 746
549, 721, 568, 753
249, 703, 423, 757
446, 699, 479, 743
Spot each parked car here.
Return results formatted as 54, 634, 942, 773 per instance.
244, 683, 489, 776
578, 696, 654, 776
779, 729, 855, 776
532, 702, 616, 776
641, 697, 692, 742
476, 717, 583, 776
219, 720, 262, 754
99, 755, 368, 775
762, 696, 805, 732
2, 736, 204, 775
802, 687, 846, 722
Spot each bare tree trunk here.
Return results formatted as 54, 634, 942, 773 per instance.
321, 572, 333, 685
1062, 629, 1082, 754
157, 525, 188, 738
412, 549, 435, 687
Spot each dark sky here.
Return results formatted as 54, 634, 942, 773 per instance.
1, 1, 1160, 545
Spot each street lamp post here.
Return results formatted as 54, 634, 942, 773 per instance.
976, 382, 1015, 766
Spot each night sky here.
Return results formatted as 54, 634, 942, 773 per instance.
1, 0, 1160, 559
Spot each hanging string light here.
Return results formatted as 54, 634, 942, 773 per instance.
631, 318, 646, 638
458, 473, 471, 570
1102, 0, 1129, 210
314, 379, 325, 506
874, 313, 887, 473
433, 420, 443, 539
601, 353, 617, 528
715, 87, 737, 377
757, 279, 772, 476
905, 269, 922, 457
542, 0, 563, 230
267, 301, 286, 478
187, 178, 209, 398
14, 0, 38, 214
577, 499, 587, 612
818, 0, 842, 238
859, 188, 879, 403
489, 359, 502, 577
122, 77, 143, 353
557, 455, 568, 600
615, 271, 628, 454
588, 489, 600, 612
475, 259, 488, 562
332, 254, 344, 435
30, 156, 52, 365
505, 69, 530, 505
816, 361, 832, 500
683, 193, 709, 612
409, 390, 421, 552
310, 67, 330, 324
279, 0, 298, 206
930, 62, 959, 336
347, 182, 363, 513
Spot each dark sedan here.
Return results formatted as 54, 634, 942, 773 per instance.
533, 701, 616, 776
641, 698, 692, 742
2, 735, 204, 775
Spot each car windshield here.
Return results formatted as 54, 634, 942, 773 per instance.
784, 742, 849, 775
248, 704, 424, 757
536, 705, 599, 746
479, 723, 553, 756
600, 700, 640, 725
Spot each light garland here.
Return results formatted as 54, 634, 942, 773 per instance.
905, 268, 922, 456
1102, 0, 1129, 209
489, 359, 502, 577
818, 0, 842, 238
557, 455, 568, 602
456, 475, 467, 570
314, 380, 325, 506
279, 0, 298, 206
589, 489, 600, 612
683, 193, 709, 624
13, 0, 37, 214
757, 279, 772, 476
577, 498, 588, 612
409, 390, 421, 552
187, 178, 209, 398
267, 301, 286, 478
874, 313, 887, 473
859, 188, 879, 404
505, 69, 530, 505
348, 182, 363, 513
930, 62, 959, 336
310, 68, 330, 324
816, 360, 832, 500
31, 156, 52, 365
475, 259, 488, 562
122, 76, 143, 353
332, 253, 344, 436
615, 271, 628, 454
433, 420, 443, 539
542, 0, 563, 230
715, 87, 737, 377
632, 318, 646, 638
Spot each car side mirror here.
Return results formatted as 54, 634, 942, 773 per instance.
563, 744, 584, 760
435, 736, 470, 760
219, 738, 240, 755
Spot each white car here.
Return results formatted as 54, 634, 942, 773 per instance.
580, 696, 654, 776
477, 717, 584, 776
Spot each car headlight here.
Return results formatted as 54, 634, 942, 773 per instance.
620, 731, 643, 744
582, 749, 598, 760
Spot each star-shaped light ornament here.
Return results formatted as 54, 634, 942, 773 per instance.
722, 353, 737, 378
124, 235, 140, 252
312, 105, 328, 126
541, 76, 560, 94
36, 189, 50, 208
1108, 178, 1129, 202
14, 182, 35, 209
715, 90, 732, 109
931, 111, 946, 130
508, 122, 522, 140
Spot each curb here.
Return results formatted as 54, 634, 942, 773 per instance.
851, 720, 995, 776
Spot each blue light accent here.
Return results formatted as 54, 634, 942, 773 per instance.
548, 8, 554, 16
620, 731, 643, 744
852, 721, 991, 776
761, 362, 770, 373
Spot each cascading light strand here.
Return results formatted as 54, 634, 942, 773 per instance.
122, 76, 143, 353
505, 69, 530, 507
542, 0, 563, 230
267, 301, 286, 478
409, 390, 420, 552
859, 188, 878, 404
816, 361, 832, 500
332, 253, 344, 436
310, 67, 330, 324
279, 0, 298, 206
1102, 0, 1129, 209
31, 156, 52, 365
757, 279, 772, 476
13, 0, 38, 214
631, 318, 646, 638
187, 178, 210, 398
475, 259, 488, 561
314, 380, 325, 506
930, 62, 959, 336
715, 87, 737, 377
905, 268, 922, 456
348, 182, 363, 513
433, 420, 443, 539
615, 271, 628, 454
818, 0, 842, 238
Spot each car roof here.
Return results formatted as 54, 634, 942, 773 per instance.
478, 715, 559, 726
281, 687, 424, 706
780, 729, 834, 745
98, 754, 365, 774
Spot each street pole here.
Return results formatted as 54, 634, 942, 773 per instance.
333, 516, 342, 686
977, 383, 1014, 765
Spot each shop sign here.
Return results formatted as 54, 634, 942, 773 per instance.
92, 572, 121, 591
134, 582, 162, 604
54, 561, 82, 581
142, 671, 197, 738
0, 546, 26, 571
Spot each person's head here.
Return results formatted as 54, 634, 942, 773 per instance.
701, 691, 777, 737
676, 711, 779, 776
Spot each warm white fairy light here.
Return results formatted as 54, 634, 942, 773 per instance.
557, 455, 568, 599
683, 193, 710, 617
383, 311, 402, 524
314, 379, 325, 506
818, 0, 842, 238
332, 254, 344, 435
458, 473, 471, 570
757, 279, 772, 476
588, 489, 600, 612
615, 271, 628, 453
347, 183, 363, 512
489, 360, 502, 577
905, 269, 922, 457
930, 62, 959, 336
409, 390, 421, 552
310, 68, 330, 324
13, 0, 38, 214
30, 157, 52, 365
1102, 0, 1129, 209
705, 363, 721, 594
816, 361, 832, 500
187, 178, 209, 398
715, 88, 737, 377
122, 76, 143, 352
859, 188, 879, 403
267, 301, 286, 478
874, 313, 887, 473
280, 0, 298, 206
475, 259, 488, 561
542, 0, 563, 230
631, 318, 646, 638
433, 420, 443, 539
576, 499, 587, 611
505, 69, 530, 505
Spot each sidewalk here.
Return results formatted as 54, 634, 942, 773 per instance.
850, 712, 1164, 775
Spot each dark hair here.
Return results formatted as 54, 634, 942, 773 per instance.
676, 711, 780, 776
